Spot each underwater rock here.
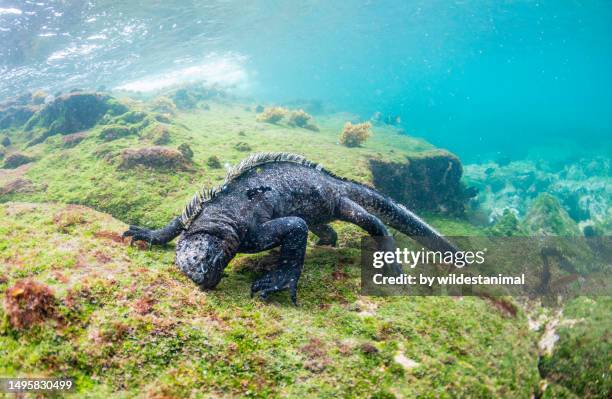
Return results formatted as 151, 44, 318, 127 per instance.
172, 89, 198, 109
206, 155, 222, 169
113, 110, 148, 125
488, 209, 526, 236
31, 90, 48, 105
1, 136, 10, 146
369, 150, 469, 214
523, 193, 581, 236
3, 152, 35, 169
178, 143, 194, 160
0, 146, 5, 160
61, 132, 88, 148
465, 158, 610, 230
169, 85, 224, 110
4, 279, 58, 330
339, 122, 372, 147
255, 104, 264, 113
98, 125, 135, 141
0, 178, 37, 196
234, 142, 252, 152
151, 125, 171, 145
150, 96, 177, 116
24, 92, 128, 146
0, 105, 38, 130
119, 146, 192, 171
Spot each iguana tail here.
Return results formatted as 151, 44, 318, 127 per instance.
346, 182, 459, 253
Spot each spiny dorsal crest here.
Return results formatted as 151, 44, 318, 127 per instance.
180, 152, 325, 228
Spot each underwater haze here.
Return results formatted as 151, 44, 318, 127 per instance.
1, 0, 611, 161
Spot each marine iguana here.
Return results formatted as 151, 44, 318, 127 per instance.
123, 152, 458, 304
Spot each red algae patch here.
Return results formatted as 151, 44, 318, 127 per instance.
4, 279, 58, 329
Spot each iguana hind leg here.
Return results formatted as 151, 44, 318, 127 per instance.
241, 216, 308, 305
311, 223, 338, 246
336, 197, 401, 274
336, 197, 389, 237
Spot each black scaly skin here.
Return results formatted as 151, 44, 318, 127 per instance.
123, 154, 458, 305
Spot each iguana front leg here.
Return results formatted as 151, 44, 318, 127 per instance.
122, 217, 183, 246
240, 217, 308, 305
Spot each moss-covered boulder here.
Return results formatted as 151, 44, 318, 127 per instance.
61, 132, 88, 148
206, 155, 222, 169
24, 92, 128, 145
369, 150, 471, 214
524, 193, 581, 236
0, 178, 37, 195
2, 152, 35, 169
0, 105, 38, 130
119, 146, 192, 171
99, 125, 135, 141
150, 124, 171, 145
177, 143, 194, 160
489, 209, 526, 236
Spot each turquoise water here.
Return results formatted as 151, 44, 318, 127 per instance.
1, 0, 611, 161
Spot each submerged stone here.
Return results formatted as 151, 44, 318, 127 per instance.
369, 150, 472, 214
0, 105, 38, 130
523, 193, 581, 236
24, 92, 128, 145
2, 152, 35, 169
119, 146, 192, 171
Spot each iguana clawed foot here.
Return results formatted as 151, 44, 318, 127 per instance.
122, 225, 154, 247
251, 266, 301, 306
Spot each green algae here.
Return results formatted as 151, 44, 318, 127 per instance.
0, 202, 540, 398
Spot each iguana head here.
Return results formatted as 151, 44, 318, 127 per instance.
175, 233, 229, 289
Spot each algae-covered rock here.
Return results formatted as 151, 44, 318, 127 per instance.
24, 92, 128, 145
370, 150, 470, 214
178, 143, 194, 160
150, 96, 177, 115
524, 193, 581, 236
168, 85, 224, 110
489, 209, 526, 236
0, 105, 38, 130
3, 152, 35, 169
1, 136, 10, 146
61, 131, 88, 148
465, 157, 610, 230
151, 124, 171, 145
99, 125, 135, 141
0, 178, 37, 195
234, 142, 252, 152
119, 146, 192, 171
206, 155, 222, 169
113, 110, 148, 125
31, 90, 48, 105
